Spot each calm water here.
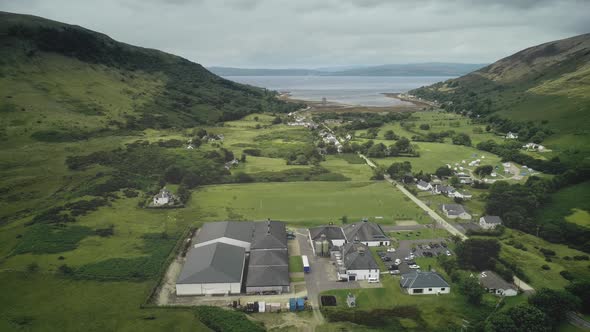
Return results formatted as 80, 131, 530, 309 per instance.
224, 76, 453, 106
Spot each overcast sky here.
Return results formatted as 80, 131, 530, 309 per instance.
1, 0, 589, 68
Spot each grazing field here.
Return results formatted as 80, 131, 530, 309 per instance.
496, 229, 590, 290
188, 181, 428, 226
536, 181, 590, 228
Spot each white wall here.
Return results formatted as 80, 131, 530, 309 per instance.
408, 286, 450, 295
193, 237, 251, 251
176, 282, 241, 296
346, 269, 380, 281
363, 241, 390, 247
331, 239, 346, 247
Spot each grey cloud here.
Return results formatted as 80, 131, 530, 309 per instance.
0, 0, 588, 68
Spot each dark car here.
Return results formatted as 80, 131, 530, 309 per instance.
383, 257, 392, 262
388, 264, 399, 270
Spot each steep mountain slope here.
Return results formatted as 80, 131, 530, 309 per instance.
411, 33, 590, 153
0, 11, 299, 143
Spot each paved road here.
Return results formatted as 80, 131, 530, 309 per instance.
358, 153, 467, 240
567, 312, 590, 330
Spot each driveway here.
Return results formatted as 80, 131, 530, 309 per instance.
377, 238, 452, 275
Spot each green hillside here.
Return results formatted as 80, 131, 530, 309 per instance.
0, 11, 299, 140
411, 33, 590, 156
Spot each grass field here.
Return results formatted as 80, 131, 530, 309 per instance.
187, 181, 427, 226
289, 256, 303, 273
387, 228, 451, 241
536, 181, 590, 228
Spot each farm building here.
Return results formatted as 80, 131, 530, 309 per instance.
479, 216, 503, 229
176, 242, 246, 296
400, 271, 450, 295
478, 270, 517, 297
177, 220, 289, 296
246, 250, 290, 294
308, 225, 346, 250
337, 242, 380, 281
193, 221, 254, 251
153, 187, 172, 206
342, 221, 390, 246
442, 204, 471, 220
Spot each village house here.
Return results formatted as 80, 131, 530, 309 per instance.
416, 180, 433, 191
153, 187, 172, 206
337, 242, 380, 282
432, 184, 456, 196
479, 216, 503, 229
400, 271, 450, 295
442, 204, 472, 220
342, 221, 390, 246
505, 132, 519, 139
478, 270, 517, 297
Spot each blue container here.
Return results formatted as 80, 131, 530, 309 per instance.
296, 298, 305, 310
289, 298, 297, 312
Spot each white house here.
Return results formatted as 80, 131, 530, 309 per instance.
479, 216, 503, 229
523, 143, 545, 151
153, 187, 172, 206
416, 180, 433, 191
450, 191, 472, 200
400, 271, 450, 295
442, 204, 471, 220
342, 221, 390, 247
337, 243, 380, 282
176, 242, 246, 296
505, 132, 519, 139
478, 270, 517, 297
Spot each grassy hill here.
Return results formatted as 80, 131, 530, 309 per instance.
0, 11, 299, 141
410, 33, 590, 156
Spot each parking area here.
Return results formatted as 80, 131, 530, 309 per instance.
295, 229, 361, 307
375, 238, 453, 275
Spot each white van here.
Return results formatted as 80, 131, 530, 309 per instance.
367, 277, 379, 283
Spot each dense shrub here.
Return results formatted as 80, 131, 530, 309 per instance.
194, 306, 265, 332
12, 224, 94, 255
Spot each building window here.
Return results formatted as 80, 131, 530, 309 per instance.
441, 288, 445, 291
428, 288, 432, 291
413, 288, 423, 294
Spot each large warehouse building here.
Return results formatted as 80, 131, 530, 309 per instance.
176, 220, 290, 296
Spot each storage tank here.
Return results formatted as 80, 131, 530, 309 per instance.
322, 239, 329, 256
315, 240, 323, 256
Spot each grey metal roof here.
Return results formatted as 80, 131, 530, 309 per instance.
341, 243, 379, 270
251, 221, 287, 250
442, 204, 466, 215
246, 265, 290, 287
400, 271, 449, 289
481, 216, 502, 224
309, 226, 346, 241
177, 242, 245, 284
343, 222, 389, 242
249, 249, 288, 267
478, 270, 515, 290
417, 180, 430, 187
194, 221, 254, 244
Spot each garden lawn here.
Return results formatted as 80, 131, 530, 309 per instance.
536, 181, 590, 228
289, 256, 303, 273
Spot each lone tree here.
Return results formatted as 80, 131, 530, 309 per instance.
458, 275, 485, 305
474, 165, 494, 178
384, 130, 398, 140
419, 123, 430, 130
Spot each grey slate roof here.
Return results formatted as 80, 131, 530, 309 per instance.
309, 226, 346, 241
400, 271, 449, 289
251, 221, 287, 250
343, 222, 389, 243
341, 243, 379, 270
481, 216, 502, 224
249, 249, 288, 267
478, 270, 515, 290
417, 180, 430, 188
177, 242, 245, 284
442, 204, 466, 215
246, 265, 290, 287
193, 221, 254, 245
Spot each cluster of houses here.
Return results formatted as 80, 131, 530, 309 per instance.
176, 220, 290, 296
505, 131, 519, 139
522, 142, 546, 152
286, 113, 317, 129
318, 130, 343, 153
417, 181, 473, 200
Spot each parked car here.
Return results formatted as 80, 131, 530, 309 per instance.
388, 264, 399, 270
389, 270, 400, 275
383, 257, 392, 262
394, 259, 402, 265
424, 245, 431, 250
387, 248, 396, 253
446, 250, 452, 256
368, 277, 379, 283
409, 264, 420, 269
